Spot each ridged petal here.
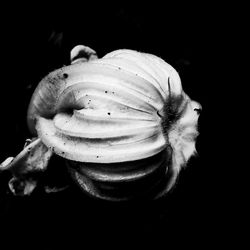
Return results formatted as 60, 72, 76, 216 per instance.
36, 117, 166, 163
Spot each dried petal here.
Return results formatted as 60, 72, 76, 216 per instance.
7, 138, 53, 175
8, 176, 37, 196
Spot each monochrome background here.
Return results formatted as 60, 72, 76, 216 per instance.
0, 3, 232, 249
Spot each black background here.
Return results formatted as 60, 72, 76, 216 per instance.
0, 3, 234, 249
